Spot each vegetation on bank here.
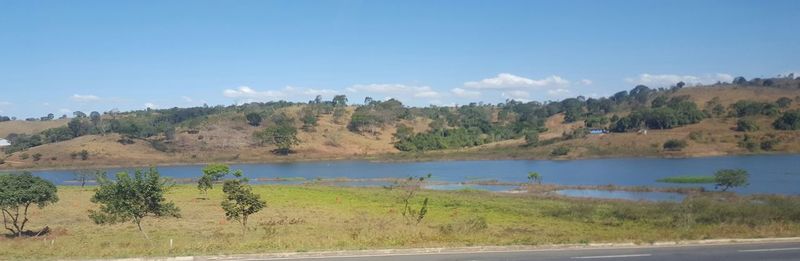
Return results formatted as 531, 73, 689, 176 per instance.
656, 176, 715, 184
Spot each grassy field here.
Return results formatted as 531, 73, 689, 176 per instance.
2, 185, 800, 259
656, 176, 716, 184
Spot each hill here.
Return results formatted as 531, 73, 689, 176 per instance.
1, 79, 799, 170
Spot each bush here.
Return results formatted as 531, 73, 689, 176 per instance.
524, 131, 539, 147
773, 110, 800, 130
550, 146, 570, 156
78, 150, 89, 160
20, 153, 29, 160
663, 139, 687, 151
736, 119, 759, 132
714, 168, 749, 191
32, 153, 42, 161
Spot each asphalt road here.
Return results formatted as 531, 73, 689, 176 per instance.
224, 242, 800, 261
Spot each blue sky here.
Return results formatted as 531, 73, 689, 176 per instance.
1, 0, 798, 118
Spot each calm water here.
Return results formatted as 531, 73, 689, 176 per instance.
555, 189, 686, 202
25, 154, 800, 195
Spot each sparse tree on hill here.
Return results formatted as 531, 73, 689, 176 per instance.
333, 95, 348, 107
253, 124, 300, 155
245, 112, 262, 127
0, 172, 59, 237
89, 168, 180, 239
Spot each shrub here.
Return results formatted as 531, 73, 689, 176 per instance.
32, 153, 42, 161
245, 112, 262, 127
524, 131, 539, 147
714, 168, 749, 191
78, 150, 89, 160
736, 119, 759, 132
551, 146, 570, 156
663, 139, 687, 151
773, 110, 800, 130
19, 153, 29, 160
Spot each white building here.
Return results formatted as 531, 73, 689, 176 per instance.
0, 138, 10, 147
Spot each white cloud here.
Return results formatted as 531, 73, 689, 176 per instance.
0, 101, 11, 106
144, 102, 158, 109
625, 73, 734, 87
70, 94, 102, 102
58, 108, 72, 114
181, 96, 193, 102
580, 79, 593, 85
223, 86, 287, 100
547, 88, 571, 97
464, 73, 569, 90
502, 90, 530, 100
348, 84, 440, 99
450, 88, 481, 99
302, 88, 340, 97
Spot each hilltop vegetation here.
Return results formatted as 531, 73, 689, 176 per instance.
1, 75, 800, 169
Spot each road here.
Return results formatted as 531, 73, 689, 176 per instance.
215, 241, 800, 261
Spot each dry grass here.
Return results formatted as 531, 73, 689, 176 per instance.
0, 119, 68, 138
2, 185, 799, 259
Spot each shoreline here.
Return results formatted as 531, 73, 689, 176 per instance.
2, 150, 799, 172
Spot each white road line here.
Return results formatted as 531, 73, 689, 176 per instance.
738, 247, 800, 252
572, 254, 652, 259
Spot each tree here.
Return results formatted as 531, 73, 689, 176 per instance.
776, 97, 793, 108
31, 153, 42, 161
364, 96, 374, 105
89, 168, 180, 239
197, 163, 232, 196
73, 111, 87, 118
527, 171, 542, 185
524, 130, 539, 147
221, 171, 265, 235
333, 95, 348, 107
0, 172, 59, 237
67, 118, 89, 137
253, 124, 300, 155
663, 139, 687, 151
733, 76, 747, 85
714, 169, 749, 192
245, 112, 262, 127
74, 170, 101, 187
736, 119, 759, 132
773, 110, 800, 130
676, 81, 686, 88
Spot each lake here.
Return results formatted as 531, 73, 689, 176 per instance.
23, 154, 800, 195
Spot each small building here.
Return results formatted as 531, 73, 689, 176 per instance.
589, 129, 608, 135
0, 138, 9, 147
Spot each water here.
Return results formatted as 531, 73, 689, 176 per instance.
20, 154, 800, 195
555, 189, 686, 202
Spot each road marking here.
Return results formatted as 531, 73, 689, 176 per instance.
738, 247, 800, 252
572, 254, 652, 259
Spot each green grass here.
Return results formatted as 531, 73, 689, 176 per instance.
2, 185, 800, 259
656, 176, 716, 184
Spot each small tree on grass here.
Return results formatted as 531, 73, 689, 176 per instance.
89, 168, 180, 239
0, 172, 59, 237
197, 163, 232, 197
663, 139, 687, 151
74, 170, 102, 188
221, 171, 265, 235
714, 168, 749, 192
527, 171, 542, 185
390, 174, 431, 225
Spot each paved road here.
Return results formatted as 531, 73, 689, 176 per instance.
224, 242, 800, 261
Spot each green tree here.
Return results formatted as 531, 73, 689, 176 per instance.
714, 169, 749, 192
0, 172, 59, 237
245, 112, 262, 127
524, 130, 539, 147
527, 171, 542, 185
773, 110, 800, 130
89, 168, 180, 239
221, 171, 265, 235
197, 163, 232, 196
31, 153, 42, 161
736, 119, 759, 132
776, 97, 793, 108
332, 95, 348, 107
663, 139, 687, 151
254, 124, 300, 155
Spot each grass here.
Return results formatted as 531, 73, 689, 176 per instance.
2, 185, 800, 259
656, 176, 716, 184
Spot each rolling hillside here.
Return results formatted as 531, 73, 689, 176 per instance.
1, 84, 799, 170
